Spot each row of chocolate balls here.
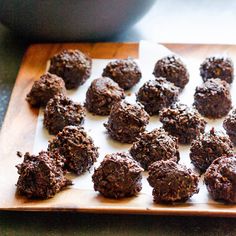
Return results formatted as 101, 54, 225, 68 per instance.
48, 49, 234, 91
16, 124, 236, 204
28, 81, 236, 149
16, 148, 199, 203
28, 48, 219, 99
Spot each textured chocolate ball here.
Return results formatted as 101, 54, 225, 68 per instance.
44, 95, 85, 135
102, 58, 141, 90
200, 56, 234, 84
147, 160, 199, 203
48, 126, 98, 175
223, 109, 236, 145
190, 128, 233, 172
193, 78, 232, 118
136, 77, 180, 115
204, 155, 236, 203
85, 77, 125, 115
160, 103, 206, 144
16, 151, 72, 199
26, 73, 66, 107
104, 101, 150, 143
153, 55, 189, 89
92, 152, 143, 199
49, 49, 92, 89
130, 128, 180, 170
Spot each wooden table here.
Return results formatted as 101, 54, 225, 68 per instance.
1, 0, 236, 234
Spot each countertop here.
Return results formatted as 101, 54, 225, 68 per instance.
1, 0, 236, 235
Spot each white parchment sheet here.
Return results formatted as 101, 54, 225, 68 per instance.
33, 41, 236, 205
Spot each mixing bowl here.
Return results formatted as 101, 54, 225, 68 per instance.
0, 0, 156, 41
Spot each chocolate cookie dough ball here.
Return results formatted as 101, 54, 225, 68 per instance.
147, 160, 199, 203
104, 101, 150, 143
85, 77, 125, 115
16, 151, 72, 199
200, 56, 234, 84
160, 103, 206, 144
92, 152, 143, 199
193, 79, 232, 118
102, 58, 141, 90
48, 126, 98, 175
44, 95, 85, 135
204, 156, 236, 203
26, 73, 66, 107
130, 128, 180, 170
49, 49, 92, 89
190, 128, 233, 172
153, 55, 189, 89
136, 77, 179, 115
223, 109, 236, 145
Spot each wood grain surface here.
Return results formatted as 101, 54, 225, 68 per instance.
1, 42, 236, 217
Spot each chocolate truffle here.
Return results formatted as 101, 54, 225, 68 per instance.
136, 77, 179, 115
223, 109, 236, 145
190, 128, 233, 172
130, 128, 180, 170
26, 73, 66, 107
200, 56, 234, 84
16, 151, 72, 199
147, 160, 199, 203
92, 152, 143, 199
44, 95, 85, 135
48, 126, 98, 175
193, 78, 232, 118
160, 103, 206, 144
85, 77, 125, 115
204, 155, 236, 203
49, 49, 92, 89
102, 58, 141, 90
153, 55, 189, 89
104, 101, 150, 143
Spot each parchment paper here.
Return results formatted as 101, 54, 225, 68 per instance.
33, 41, 236, 204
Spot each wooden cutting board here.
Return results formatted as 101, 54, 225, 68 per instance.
1, 42, 236, 216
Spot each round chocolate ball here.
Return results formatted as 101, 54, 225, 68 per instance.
147, 160, 199, 203
200, 56, 234, 84
16, 151, 72, 199
130, 128, 180, 170
44, 95, 85, 135
136, 77, 180, 115
26, 72, 66, 107
223, 109, 236, 145
48, 126, 98, 175
49, 49, 92, 89
102, 58, 141, 90
190, 128, 233, 172
193, 78, 232, 118
104, 101, 150, 143
92, 152, 143, 199
204, 155, 236, 203
153, 55, 189, 89
85, 77, 125, 115
160, 103, 206, 144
